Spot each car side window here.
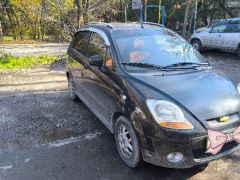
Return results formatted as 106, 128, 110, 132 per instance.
88, 32, 107, 58
105, 48, 115, 69
88, 32, 114, 69
73, 31, 90, 56
211, 23, 227, 33
226, 23, 240, 33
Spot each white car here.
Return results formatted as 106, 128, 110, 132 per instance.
190, 18, 240, 58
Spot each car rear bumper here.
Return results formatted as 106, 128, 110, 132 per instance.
141, 135, 240, 169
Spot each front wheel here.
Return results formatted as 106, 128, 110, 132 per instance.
191, 39, 204, 52
115, 116, 144, 168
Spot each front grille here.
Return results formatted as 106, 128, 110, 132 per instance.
206, 113, 240, 128
193, 141, 239, 159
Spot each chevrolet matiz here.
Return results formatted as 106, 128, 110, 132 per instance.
66, 22, 240, 169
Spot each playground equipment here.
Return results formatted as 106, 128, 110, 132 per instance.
124, 0, 165, 25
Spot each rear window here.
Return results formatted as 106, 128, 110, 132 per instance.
73, 31, 90, 56
226, 23, 240, 33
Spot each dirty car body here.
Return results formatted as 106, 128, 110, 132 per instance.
66, 22, 240, 169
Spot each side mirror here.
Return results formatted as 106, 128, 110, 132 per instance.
89, 55, 103, 67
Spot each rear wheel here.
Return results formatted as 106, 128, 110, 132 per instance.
115, 116, 144, 168
191, 39, 203, 52
68, 75, 78, 101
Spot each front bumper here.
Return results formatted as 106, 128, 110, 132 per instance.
141, 135, 240, 169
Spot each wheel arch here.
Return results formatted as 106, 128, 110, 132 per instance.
112, 112, 125, 134
190, 37, 202, 44
111, 110, 145, 141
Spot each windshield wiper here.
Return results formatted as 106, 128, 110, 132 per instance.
122, 62, 201, 71
121, 62, 185, 71
122, 62, 165, 70
165, 62, 210, 68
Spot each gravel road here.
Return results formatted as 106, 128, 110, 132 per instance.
0, 50, 240, 180
0, 43, 69, 57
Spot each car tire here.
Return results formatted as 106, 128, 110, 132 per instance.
191, 39, 203, 52
115, 116, 144, 168
68, 75, 78, 101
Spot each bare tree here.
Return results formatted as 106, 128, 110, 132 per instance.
182, 0, 191, 38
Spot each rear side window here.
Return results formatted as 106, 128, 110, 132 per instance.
73, 31, 90, 56
226, 23, 240, 33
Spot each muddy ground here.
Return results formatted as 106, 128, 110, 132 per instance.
0, 50, 240, 180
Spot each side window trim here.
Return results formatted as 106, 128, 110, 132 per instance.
79, 27, 110, 46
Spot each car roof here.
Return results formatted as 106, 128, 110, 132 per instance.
214, 17, 240, 24
83, 22, 164, 32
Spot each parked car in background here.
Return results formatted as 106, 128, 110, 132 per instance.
191, 18, 240, 58
195, 20, 220, 33
67, 22, 240, 169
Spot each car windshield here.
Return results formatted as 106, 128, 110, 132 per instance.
112, 28, 207, 71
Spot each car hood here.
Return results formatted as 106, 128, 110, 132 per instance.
129, 70, 240, 121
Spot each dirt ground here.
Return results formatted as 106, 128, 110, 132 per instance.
0, 60, 67, 98
0, 43, 69, 57
0, 50, 240, 180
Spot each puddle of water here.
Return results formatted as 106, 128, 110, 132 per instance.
45, 132, 102, 148
1, 128, 103, 153
24, 158, 31, 163
0, 165, 13, 170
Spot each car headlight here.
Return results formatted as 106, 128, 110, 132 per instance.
146, 99, 194, 130
238, 83, 240, 94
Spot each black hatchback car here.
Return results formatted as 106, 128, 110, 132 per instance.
67, 22, 240, 169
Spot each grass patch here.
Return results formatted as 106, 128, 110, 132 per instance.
0, 54, 59, 71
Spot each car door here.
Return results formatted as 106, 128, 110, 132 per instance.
206, 22, 227, 49
81, 30, 123, 131
68, 30, 91, 97
223, 22, 240, 51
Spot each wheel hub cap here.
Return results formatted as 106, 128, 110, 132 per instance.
118, 124, 133, 159
193, 43, 199, 50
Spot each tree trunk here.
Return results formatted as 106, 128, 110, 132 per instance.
75, 0, 81, 28
217, 2, 235, 18
188, 4, 194, 34
82, 0, 89, 24
182, 1, 191, 38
